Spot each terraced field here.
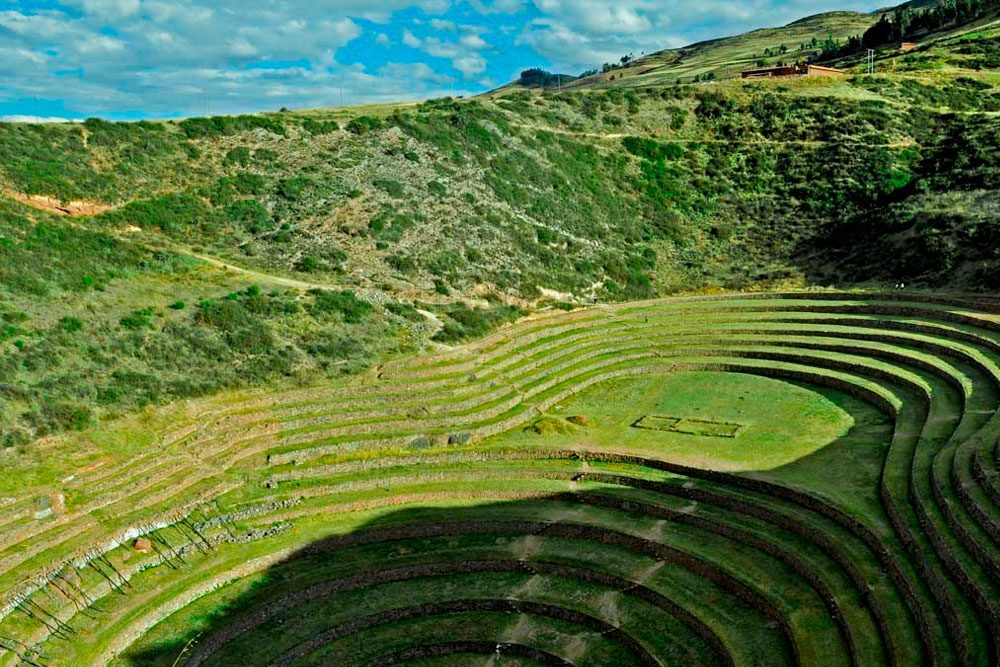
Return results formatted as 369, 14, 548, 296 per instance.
3, 292, 1000, 666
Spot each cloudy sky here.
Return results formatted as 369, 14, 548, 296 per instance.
0, 0, 883, 121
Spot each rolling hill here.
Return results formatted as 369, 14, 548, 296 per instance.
501, 0, 999, 88
565, 11, 879, 86
0, 26, 998, 445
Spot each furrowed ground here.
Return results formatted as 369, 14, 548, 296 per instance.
3, 293, 1000, 666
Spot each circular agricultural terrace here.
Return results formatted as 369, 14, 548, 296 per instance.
2, 293, 1000, 666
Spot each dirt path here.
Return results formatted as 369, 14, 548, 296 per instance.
415, 308, 445, 338
188, 251, 347, 292
5, 190, 459, 338
508, 122, 921, 148
6, 191, 114, 216
193, 253, 452, 336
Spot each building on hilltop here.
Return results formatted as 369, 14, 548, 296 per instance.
741, 64, 846, 79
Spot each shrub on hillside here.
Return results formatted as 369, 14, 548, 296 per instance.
302, 119, 341, 135
369, 210, 419, 243
373, 179, 406, 199
0, 428, 30, 450
120, 308, 155, 330
102, 192, 214, 233
623, 137, 685, 162
223, 147, 251, 167
385, 301, 423, 321
57, 317, 83, 333
387, 254, 417, 274
277, 177, 313, 200
425, 250, 463, 278
301, 330, 369, 372
254, 148, 279, 163
346, 116, 385, 135
226, 200, 273, 234
308, 290, 372, 323
428, 180, 448, 197
26, 401, 92, 435
178, 114, 287, 139
295, 255, 321, 272
695, 92, 737, 120
432, 303, 525, 343
195, 297, 277, 354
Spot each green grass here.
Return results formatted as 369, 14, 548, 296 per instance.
4, 63, 999, 316
2, 10, 1000, 664
563, 11, 880, 86
488, 371, 870, 472
4, 293, 1000, 667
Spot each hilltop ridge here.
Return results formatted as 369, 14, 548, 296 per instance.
503, 0, 997, 88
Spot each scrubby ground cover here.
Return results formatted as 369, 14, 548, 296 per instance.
2, 66, 999, 449
1, 293, 1000, 666
3, 67, 999, 308
0, 197, 428, 449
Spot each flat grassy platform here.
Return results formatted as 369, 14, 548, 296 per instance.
495, 371, 876, 472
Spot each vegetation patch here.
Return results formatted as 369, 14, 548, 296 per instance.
524, 416, 577, 436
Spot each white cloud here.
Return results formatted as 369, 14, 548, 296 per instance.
422, 36, 459, 58
0, 0, 885, 117
144, 1, 214, 25
452, 54, 486, 76
533, 0, 653, 35
0, 10, 72, 39
0, 46, 48, 67
0, 115, 81, 123
403, 29, 423, 47
77, 34, 127, 55
469, 0, 525, 14
228, 37, 258, 58
458, 33, 489, 49
522, 0, 882, 70
380, 61, 454, 85
64, 0, 140, 19
398, 25, 492, 79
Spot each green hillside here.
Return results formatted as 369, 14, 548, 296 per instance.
509, 0, 999, 87
1, 6, 1000, 665
1, 48, 999, 446
566, 11, 879, 86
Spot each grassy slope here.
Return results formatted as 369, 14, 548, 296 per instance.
517, 2, 994, 88
568, 11, 880, 86
0, 196, 422, 449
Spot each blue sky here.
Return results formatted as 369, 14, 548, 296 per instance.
0, 0, 884, 121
